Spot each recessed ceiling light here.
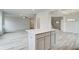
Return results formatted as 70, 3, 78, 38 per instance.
67, 19, 76, 22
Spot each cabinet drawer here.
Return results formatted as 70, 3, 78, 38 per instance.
36, 33, 45, 39
45, 32, 50, 36
36, 32, 50, 39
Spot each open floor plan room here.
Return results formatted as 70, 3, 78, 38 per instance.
0, 9, 79, 50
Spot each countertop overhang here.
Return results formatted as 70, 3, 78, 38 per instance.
26, 29, 56, 34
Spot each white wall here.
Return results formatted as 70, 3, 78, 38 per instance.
51, 11, 79, 33
51, 11, 64, 17
63, 13, 79, 33
36, 11, 65, 30
35, 11, 79, 34
0, 11, 4, 35
5, 15, 30, 32
0, 11, 3, 35
36, 12, 51, 29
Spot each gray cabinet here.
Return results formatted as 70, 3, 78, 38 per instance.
36, 38, 44, 50
36, 32, 51, 50
27, 29, 55, 50
51, 31, 56, 48
45, 36, 50, 49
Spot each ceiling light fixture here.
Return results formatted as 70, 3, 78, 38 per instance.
67, 19, 76, 22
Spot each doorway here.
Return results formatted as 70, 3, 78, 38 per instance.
51, 17, 63, 30
30, 19, 34, 29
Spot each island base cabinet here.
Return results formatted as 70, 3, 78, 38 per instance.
36, 36, 51, 50
36, 32, 51, 50
36, 38, 45, 50
27, 29, 55, 50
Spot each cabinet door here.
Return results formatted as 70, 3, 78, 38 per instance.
51, 32, 55, 49
36, 38, 45, 50
45, 36, 50, 50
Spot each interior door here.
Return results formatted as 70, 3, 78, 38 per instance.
51, 17, 63, 30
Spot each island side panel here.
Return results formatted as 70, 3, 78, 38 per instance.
28, 32, 36, 50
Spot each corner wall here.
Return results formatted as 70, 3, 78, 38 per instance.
4, 15, 30, 32
0, 11, 4, 35
0, 12, 2, 34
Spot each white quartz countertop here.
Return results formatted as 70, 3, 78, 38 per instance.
26, 29, 56, 34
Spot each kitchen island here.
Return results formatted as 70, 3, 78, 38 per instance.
26, 29, 55, 50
